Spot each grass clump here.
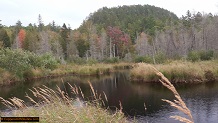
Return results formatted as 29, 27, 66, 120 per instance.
50, 64, 113, 76
50, 62, 132, 76
134, 53, 167, 64
130, 61, 218, 83
134, 56, 153, 63
0, 68, 18, 86
130, 63, 158, 82
0, 83, 127, 123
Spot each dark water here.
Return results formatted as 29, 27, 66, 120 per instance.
0, 70, 218, 123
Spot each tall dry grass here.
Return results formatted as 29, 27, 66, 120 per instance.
131, 61, 218, 83
155, 69, 194, 123
0, 82, 127, 123
138, 63, 194, 123
1, 62, 198, 122
50, 62, 132, 76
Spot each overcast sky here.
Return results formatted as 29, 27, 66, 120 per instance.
0, 0, 217, 29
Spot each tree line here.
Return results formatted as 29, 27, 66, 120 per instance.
0, 5, 217, 64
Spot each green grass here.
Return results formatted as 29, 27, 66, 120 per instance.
50, 62, 132, 76
0, 62, 132, 86
49, 63, 111, 76
130, 60, 218, 83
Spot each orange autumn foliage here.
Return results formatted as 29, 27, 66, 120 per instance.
18, 29, 26, 48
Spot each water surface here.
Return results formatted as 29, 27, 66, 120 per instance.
0, 70, 218, 123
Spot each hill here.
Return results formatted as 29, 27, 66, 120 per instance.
81, 4, 178, 40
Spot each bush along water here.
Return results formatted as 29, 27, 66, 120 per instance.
187, 50, 214, 62
0, 48, 59, 80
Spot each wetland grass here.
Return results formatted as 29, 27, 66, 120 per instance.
0, 62, 132, 86
154, 67, 194, 123
50, 62, 132, 76
1, 63, 196, 123
0, 83, 127, 123
130, 60, 218, 83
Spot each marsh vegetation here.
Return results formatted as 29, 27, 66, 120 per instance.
0, 4, 218, 123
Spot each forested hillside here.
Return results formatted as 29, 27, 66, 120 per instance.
0, 5, 217, 63
86, 5, 178, 40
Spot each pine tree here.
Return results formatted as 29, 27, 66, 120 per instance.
60, 23, 69, 59
0, 28, 10, 47
38, 14, 44, 31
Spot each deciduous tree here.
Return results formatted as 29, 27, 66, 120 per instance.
18, 29, 26, 48
107, 26, 130, 58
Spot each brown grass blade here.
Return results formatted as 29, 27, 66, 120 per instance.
88, 81, 97, 100
170, 115, 193, 123
149, 64, 194, 123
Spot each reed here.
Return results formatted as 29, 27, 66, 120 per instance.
50, 62, 132, 76
0, 83, 127, 123
130, 60, 218, 83
148, 64, 194, 123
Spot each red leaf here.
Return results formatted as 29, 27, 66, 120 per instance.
18, 29, 26, 48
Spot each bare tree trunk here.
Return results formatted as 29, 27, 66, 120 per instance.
110, 38, 112, 58
152, 38, 156, 64
86, 50, 89, 61
113, 44, 115, 57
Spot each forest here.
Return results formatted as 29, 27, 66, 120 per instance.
0, 4, 217, 64
1, 4, 218, 123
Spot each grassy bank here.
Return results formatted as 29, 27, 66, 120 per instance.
0, 83, 127, 123
0, 62, 132, 86
0, 69, 194, 123
50, 62, 132, 76
0, 68, 18, 85
130, 60, 218, 83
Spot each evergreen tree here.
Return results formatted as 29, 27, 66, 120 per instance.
60, 23, 69, 59
0, 20, 2, 27
15, 20, 22, 34
51, 20, 59, 32
0, 28, 10, 47
38, 14, 44, 31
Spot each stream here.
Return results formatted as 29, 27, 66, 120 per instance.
0, 70, 218, 123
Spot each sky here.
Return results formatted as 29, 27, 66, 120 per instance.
0, 0, 218, 29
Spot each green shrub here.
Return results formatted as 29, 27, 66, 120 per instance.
0, 48, 59, 78
134, 56, 153, 63
188, 50, 214, 62
103, 57, 119, 63
38, 53, 59, 70
155, 53, 167, 64
86, 58, 98, 65
199, 50, 214, 60
187, 51, 200, 62
0, 49, 32, 78
69, 57, 86, 64
134, 56, 145, 63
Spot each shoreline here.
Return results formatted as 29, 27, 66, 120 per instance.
1, 60, 218, 86
0, 63, 132, 87
130, 61, 218, 84
130, 77, 218, 84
